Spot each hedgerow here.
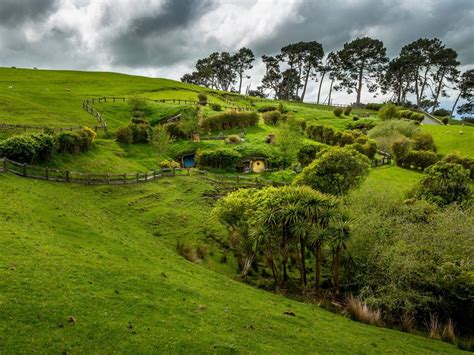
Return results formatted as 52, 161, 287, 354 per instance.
196, 148, 242, 169
200, 111, 258, 132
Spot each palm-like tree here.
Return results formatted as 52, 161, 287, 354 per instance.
329, 215, 352, 294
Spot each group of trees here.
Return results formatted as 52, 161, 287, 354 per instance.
182, 38, 473, 116
181, 48, 255, 94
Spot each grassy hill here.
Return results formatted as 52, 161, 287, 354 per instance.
0, 67, 471, 353
0, 173, 464, 353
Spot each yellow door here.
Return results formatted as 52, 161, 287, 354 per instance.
251, 160, 265, 173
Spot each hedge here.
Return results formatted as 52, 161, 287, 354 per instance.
297, 141, 327, 166
0, 135, 39, 163
444, 153, 474, 179
57, 129, 95, 154
196, 148, 242, 169
200, 111, 259, 132
262, 110, 281, 125
400, 150, 439, 170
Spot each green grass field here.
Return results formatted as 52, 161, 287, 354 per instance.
0, 173, 465, 353
0, 67, 471, 353
422, 124, 474, 156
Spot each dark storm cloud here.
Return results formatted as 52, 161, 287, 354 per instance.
0, 0, 59, 26
249, 0, 474, 65
108, 0, 217, 67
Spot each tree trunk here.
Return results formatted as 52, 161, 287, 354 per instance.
317, 71, 326, 104
328, 79, 334, 105
419, 66, 430, 106
431, 71, 445, 113
238, 73, 243, 94
299, 236, 307, 286
450, 92, 461, 117
334, 245, 341, 294
356, 65, 364, 106
314, 243, 321, 289
300, 68, 311, 102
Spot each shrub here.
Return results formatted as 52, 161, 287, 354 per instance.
444, 153, 474, 179
197, 93, 207, 105
343, 106, 353, 115
346, 295, 382, 326
412, 132, 437, 152
294, 147, 370, 196
366, 103, 383, 111
413, 161, 471, 206
333, 108, 343, 117
115, 126, 133, 144
297, 141, 327, 167
338, 132, 355, 147
399, 110, 413, 119
196, 148, 242, 169
159, 159, 180, 169
403, 150, 438, 170
306, 124, 336, 145
410, 112, 425, 123
350, 139, 377, 159
57, 129, 95, 154
442, 117, 449, 125
0, 135, 38, 163
432, 108, 451, 117
262, 110, 281, 125
352, 116, 359, 121
346, 119, 377, 131
378, 103, 399, 120
31, 133, 56, 161
128, 96, 148, 113
257, 105, 277, 113
200, 111, 258, 132
164, 122, 187, 139
225, 134, 241, 144
391, 137, 412, 165
210, 103, 222, 111
130, 123, 152, 143
277, 102, 287, 113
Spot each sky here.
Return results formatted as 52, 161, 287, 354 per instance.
0, 0, 473, 109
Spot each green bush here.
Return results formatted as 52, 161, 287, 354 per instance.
413, 161, 471, 206
444, 154, 474, 179
0, 135, 38, 163
333, 108, 343, 117
297, 141, 327, 167
412, 132, 437, 152
257, 105, 277, 113
262, 110, 281, 125
197, 93, 207, 105
116, 126, 133, 144
31, 133, 56, 161
403, 150, 438, 170
128, 96, 148, 113
365, 103, 383, 111
277, 102, 287, 113
225, 135, 241, 144
346, 119, 377, 131
349, 139, 377, 159
159, 159, 180, 169
432, 108, 450, 117
352, 116, 359, 121
306, 124, 336, 145
442, 117, 449, 125
398, 110, 413, 119
200, 111, 258, 132
294, 146, 370, 196
410, 112, 425, 123
196, 148, 241, 169
57, 129, 94, 154
391, 137, 412, 166
378, 103, 399, 120
210, 103, 222, 111
130, 123, 152, 143
343, 106, 352, 115
164, 122, 187, 139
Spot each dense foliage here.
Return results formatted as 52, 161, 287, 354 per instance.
200, 111, 259, 132
196, 148, 242, 169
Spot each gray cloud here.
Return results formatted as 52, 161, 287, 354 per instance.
0, 0, 59, 26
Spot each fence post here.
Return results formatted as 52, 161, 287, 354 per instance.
187, 168, 190, 176
144, 172, 148, 181
136, 173, 139, 182
107, 173, 110, 184
153, 170, 157, 180
22, 164, 27, 177
66, 170, 70, 182
2, 158, 6, 172
172, 167, 176, 176
123, 174, 126, 184
236, 176, 239, 184
87, 173, 91, 185
45, 167, 49, 180
104, 97, 107, 103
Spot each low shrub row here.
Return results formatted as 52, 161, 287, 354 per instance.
116, 119, 153, 144
392, 137, 439, 170
0, 128, 96, 163
262, 110, 282, 125
196, 148, 242, 169
200, 111, 259, 132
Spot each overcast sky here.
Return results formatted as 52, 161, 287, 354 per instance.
1, 0, 473, 108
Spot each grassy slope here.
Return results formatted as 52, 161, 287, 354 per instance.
422, 124, 474, 157
0, 173, 463, 354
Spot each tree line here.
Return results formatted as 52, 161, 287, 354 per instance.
181, 38, 473, 116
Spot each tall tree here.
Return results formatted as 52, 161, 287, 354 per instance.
317, 52, 339, 104
259, 56, 300, 100
430, 47, 460, 112
381, 55, 415, 104
451, 69, 474, 117
232, 47, 255, 94
399, 38, 444, 108
334, 37, 388, 106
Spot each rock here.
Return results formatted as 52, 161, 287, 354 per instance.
67, 316, 76, 323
